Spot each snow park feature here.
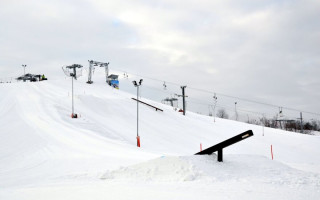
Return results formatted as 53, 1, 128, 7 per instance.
131, 98, 163, 112
0, 72, 320, 200
195, 130, 254, 162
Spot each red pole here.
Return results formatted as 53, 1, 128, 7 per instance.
137, 136, 140, 147
200, 143, 202, 151
271, 145, 273, 160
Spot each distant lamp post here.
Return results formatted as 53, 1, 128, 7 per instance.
235, 102, 238, 121
22, 64, 27, 76
132, 79, 143, 147
213, 94, 218, 122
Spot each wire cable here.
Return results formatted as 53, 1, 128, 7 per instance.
111, 66, 320, 117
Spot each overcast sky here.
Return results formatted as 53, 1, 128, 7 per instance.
1, 0, 319, 120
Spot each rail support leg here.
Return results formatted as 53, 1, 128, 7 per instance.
218, 149, 223, 162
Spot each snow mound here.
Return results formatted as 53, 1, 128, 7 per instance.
101, 156, 203, 182
101, 154, 320, 187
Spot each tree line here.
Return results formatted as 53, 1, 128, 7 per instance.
216, 108, 320, 134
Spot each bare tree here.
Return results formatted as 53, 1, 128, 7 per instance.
311, 120, 320, 131
217, 108, 229, 119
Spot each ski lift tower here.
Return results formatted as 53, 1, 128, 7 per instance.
62, 64, 83, 118
162, 97, 178, 107
87, 60, 109, 84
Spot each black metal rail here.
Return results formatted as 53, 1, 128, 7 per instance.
195, 130, 254, 162
131, 98, 163, 112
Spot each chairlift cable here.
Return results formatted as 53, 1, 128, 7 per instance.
107, 66, 320, 117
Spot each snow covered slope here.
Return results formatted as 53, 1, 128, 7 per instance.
0, 76, 319, 199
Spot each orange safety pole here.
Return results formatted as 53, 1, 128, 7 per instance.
271, 145, 273, 160
137, 136, 141, 147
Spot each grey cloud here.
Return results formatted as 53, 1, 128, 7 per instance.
0, 0, 319, 119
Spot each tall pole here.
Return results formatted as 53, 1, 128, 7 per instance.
181, 86, 187, 115
64, 64, 83, 118
72, 77, 74, 116
300, 112, 303, 133
132, 79, 143, 147
213, 94, 217, 122
22, 64, 27, 76
235, 102, 238, 121
87, 60, 93, 84
262, 114, 265, 136
137, 85, 139, 137
105, 63, 109, 83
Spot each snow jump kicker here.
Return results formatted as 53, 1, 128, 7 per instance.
195, 130, 254, 162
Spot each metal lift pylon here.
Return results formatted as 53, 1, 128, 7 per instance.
87, 60, 109, 84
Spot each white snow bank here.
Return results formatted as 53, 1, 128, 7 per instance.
101, 156, 200, 182
101, 154, 320, 188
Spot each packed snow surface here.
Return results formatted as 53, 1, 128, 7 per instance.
0, 75, 319, 199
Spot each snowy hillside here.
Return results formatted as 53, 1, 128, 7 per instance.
0, 75, 319, 200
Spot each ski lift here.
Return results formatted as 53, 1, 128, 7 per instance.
123, 72, 128, 79
279, 107, 284, 118
162, 97, 178, 107
213, 93, 217, 101
87, 60, 109, 84
163, 81, 167, 90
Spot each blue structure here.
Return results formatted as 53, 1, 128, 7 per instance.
110, 79, 119, 89
107, 74, 119, 89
